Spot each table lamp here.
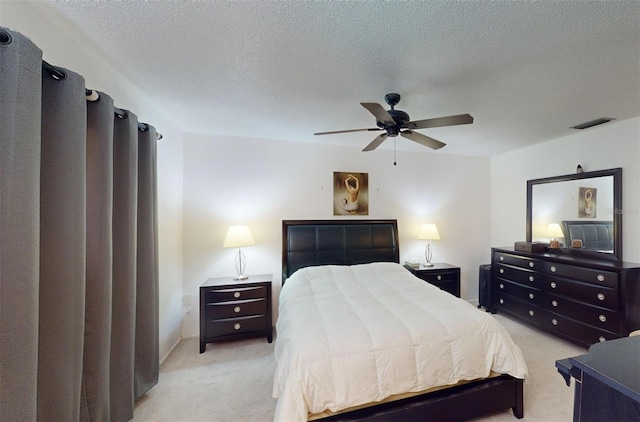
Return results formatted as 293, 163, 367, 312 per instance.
547, 223, 564, 249
223, 225, 255, 280
418, 223, 441, 267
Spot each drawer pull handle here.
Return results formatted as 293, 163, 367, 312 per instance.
597, 274, 605, 282
499, 298, 504, 304
234, 306, 241, 313
550, 282, 557, 289
550, 265, 557, 273
552, 319, 558, 326
529, 262, 534, 268
599, 315, 607, 323
597, 293, 605, 301
529, 293, 535, 300
599, 336, 606, 343
552, 300, 558, 307
234, 323, 241, 330
437, 275, 442, 281
529, 276, 534, 282
500, 283, 504, 289
499, 256, 504, 262
529, 310, 535, 316
500, 268, 504, 274
233, 291, 241, 298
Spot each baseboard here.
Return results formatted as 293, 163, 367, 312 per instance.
160, 337, 182, 365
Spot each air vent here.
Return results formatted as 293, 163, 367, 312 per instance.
571, 118, 615, 130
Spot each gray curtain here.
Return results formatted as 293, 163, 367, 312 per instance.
0, 27, 159, 422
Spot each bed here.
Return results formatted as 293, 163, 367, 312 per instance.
561, 220, 614, 252
273, 220, 528, 421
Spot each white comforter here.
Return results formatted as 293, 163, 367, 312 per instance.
272, 262, 528, 421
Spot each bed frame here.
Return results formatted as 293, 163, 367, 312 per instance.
281, 219, 524, 421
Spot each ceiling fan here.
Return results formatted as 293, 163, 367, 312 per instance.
314, 93, 473, 152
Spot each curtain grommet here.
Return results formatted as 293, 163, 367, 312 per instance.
0, 29, 12, 45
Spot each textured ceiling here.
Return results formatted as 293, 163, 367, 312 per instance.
32, 1, 640, 156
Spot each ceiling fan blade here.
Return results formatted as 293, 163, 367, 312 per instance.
362, 133, 388, 152
361, 102, 396, 125
401, 130, 446, 150
314, 127, 381, 135
408, 113, 473, 130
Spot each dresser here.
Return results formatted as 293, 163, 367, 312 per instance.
491, 247, 640, 348
556, 336, 640, 421
199, 274, 272, 353
404, 263, 460, 297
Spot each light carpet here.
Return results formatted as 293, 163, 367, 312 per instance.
133, 313, 585, 421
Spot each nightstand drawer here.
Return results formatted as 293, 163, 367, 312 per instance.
205, 285, 266, 302
206, 315, 267, 338
404, 263, 461, 297
420, 270, 457, 284
206, 298, 266, 319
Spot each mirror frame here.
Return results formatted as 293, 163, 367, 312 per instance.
526, 167, 623, 260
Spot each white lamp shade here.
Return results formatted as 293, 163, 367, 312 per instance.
546, 223, 564, 238
223, 225, 256, 248
418, 223, 441, 241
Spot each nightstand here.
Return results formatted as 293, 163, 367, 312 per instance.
199, 274, 272, 353
404, 263, 461, 297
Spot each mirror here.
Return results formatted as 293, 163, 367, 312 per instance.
526, 168, 622, 260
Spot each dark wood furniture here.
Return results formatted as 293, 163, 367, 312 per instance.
282, 220, 524, 420
404, 263, 461, 297
491, 247, 640, 348
199, 274, 272, 353
526, 167, 622, 261
555, 336, 640, 421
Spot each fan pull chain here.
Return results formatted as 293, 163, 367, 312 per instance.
394, 137, 397, 165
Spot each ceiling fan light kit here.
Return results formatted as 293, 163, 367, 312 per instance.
314, 93, 473, 153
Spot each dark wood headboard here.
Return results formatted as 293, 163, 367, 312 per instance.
281, 219, 399, 285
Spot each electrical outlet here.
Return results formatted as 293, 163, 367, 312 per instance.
182, 294, 192, 307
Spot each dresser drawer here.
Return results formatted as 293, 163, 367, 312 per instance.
543, 311, 619, 346
205, 315, 267, 338
495, 264, 542, 289
204, 285, 266, 303
495, 280, 542, 305
495, 293, 546, 326
543, 262, 618, 289
544, 275, 618, 310
544, 294, 619, 333
494, 252, 541, 271
206, 298, 266, 320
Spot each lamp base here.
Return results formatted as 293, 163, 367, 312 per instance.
233, 274, 248, 280
424, 262, 434, 267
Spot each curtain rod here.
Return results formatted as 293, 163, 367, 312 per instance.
42, 60, 163, 140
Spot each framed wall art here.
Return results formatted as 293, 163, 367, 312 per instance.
578, 187, 596, 218
333, 172, 368, 215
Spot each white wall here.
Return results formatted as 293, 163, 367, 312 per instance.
1, 2, 185, 361
181, 133, 491, 337
491, 117, 640, 263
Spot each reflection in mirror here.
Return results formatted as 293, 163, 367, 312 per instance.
526, 168, 622, 260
